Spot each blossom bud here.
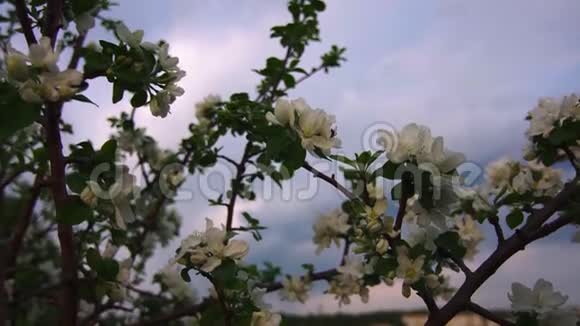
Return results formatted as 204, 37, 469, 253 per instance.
223, 240, 249, 260
80, 185, 98, 207
375, 239, 389, 255
367, 219, 382, 233
6, 53, 29, 82
425, 274, 440, 289
189, 250, 207, 265
402, 284, 411, 298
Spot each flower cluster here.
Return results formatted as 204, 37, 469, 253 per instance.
508, 279, 578, 326
524, 93, 580, 162
327, 256, 371, 305
6, 37, 83, 103
114, 23, 186, 118
455, 215, 484, 259
195, 94, 222, 126
379, 123, 465, 173
312, 208, 350, 254
526, 94, 580, 138
174, 218, 249, 272
484, 158, 563, 197
80, 166, 138, 230
267, 98, 341, 155
280, 275, 311, 303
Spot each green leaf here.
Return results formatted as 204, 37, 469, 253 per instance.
130, 89, 148, 108
377, 160, 399, 179
374, 257, 398, 276
72, 94, 99, 107
0, 82, 41, 141
58, 196, 93, 225
96, 139, 117, 163
507, 209, 524, 229
330, 154, 356, 166
98, 258, 120, 281
212, 259, 237, 288
86, 248, 101, 270
112, 81, 124, 103
66, 172, 88, 193
180, 268, 191, 282
435, 232, 467, 259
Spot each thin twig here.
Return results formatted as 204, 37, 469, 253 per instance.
225, 143, 252, 231
466, 302, 515, 326
302, 161, 355, 200
563, 146, 580, 175
437, 247, 472, 277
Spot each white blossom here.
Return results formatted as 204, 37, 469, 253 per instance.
6, 48, 29, 82
406, 224, 443, 252
485, 157, 517, 192
337, 255, 372, 279
80, 182, 98, 207
28, 37, 59, 72
109, 167, 138, 230
526, 94, 580, 138
267, 98, 340, 154
327, 273, 369, 306
395, 246, 425, 286
362, 198, 388, 221
251, 310, 282, 326
508, 279, 568, 315
195, 94, 221, 123
455, 215, 484, 260
174, 218, 249, 272
280, 275, 310, 303
512, 167, 535, 194
116, 23, 144, 48
312, 208, 350, 254
379, 123, 465, 173
158, 43, 179, 72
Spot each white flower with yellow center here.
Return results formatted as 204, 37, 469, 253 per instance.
251, 310, 282, 326
280, 275, 310, 303
395, 246, 425, 286
312, 208, 350, 254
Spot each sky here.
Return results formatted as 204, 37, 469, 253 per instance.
40, 0, 580, 315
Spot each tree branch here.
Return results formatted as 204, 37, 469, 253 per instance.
302, 161, 355, 200
426, 178, 579, 325
437, 247, 472, 277
45, 0, 64, 46
45, 102, 78, 326
0, 176, 42, 324
488, 215, 505, 245
415, 286, 439, 314
14, 0, 37, 45
528, 215, 572, 242
466, 302, 515, 326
